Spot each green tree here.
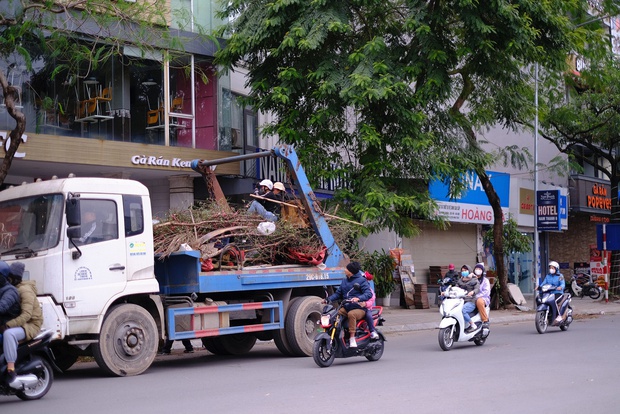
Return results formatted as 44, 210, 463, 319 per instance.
216, 0, 608, 306
0, 0, 206, 185
538, 56, 620, 293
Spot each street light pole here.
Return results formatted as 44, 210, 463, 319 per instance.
534, 63, 540, 291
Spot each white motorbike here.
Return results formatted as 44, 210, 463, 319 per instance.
437, 285, 490, 351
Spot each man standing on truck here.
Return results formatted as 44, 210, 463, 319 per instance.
0, 262, 43, 389
325, 261, 373, 348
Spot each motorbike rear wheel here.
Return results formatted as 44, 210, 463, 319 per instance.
535, 310, 548, 334
588, 287, 601, 300
365, 337, 385, 361
312, 337, 336, 368
16, 357, 53, 401
474, 336, 486, 346
438, 327, 454, 351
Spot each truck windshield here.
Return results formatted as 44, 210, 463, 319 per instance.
0, 193, 64, 255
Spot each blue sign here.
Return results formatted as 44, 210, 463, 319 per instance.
597, 224, 620, 250
429, 171, 510, 207
537, 190, 560, 231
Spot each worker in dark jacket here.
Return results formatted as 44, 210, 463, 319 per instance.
0, 261, 20, 342
326, 261, 372, 348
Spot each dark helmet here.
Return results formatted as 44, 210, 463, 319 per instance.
0, 260, 9, 278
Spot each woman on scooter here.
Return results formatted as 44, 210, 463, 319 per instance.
474, 263, 490, 328
456, 265, 480, 333
541, 261, 565, 323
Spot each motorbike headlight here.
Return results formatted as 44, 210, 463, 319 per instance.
320, 315, 331, 327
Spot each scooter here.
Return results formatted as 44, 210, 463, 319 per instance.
312, 286, 386, 368
566, 273, 602, 300
535, 284, 573, 334
0, 329, 56, 400
437, 285, 490, 351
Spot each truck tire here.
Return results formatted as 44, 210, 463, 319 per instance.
201, 337, 227, 355
273, 297, 299, 357
219, 334, 257, 355
92, 304, 158, 376
285, 295, 323, 357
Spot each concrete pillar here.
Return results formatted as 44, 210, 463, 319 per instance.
169, 175, 194, 210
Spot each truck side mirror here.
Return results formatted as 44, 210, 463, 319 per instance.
67, 225, 81, 239
66, 197, 81, 227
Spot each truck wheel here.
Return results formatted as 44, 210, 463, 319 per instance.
201, 337, 227, 355
49, 342, 79, 372
285, 296, 323, 357
92, 304, 158, 377
220, 334, 257, 355
273, 297, 299, 357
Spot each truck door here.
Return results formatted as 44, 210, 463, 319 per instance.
63, 196, 127, 318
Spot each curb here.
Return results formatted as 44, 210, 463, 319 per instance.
379, 307, 620, 334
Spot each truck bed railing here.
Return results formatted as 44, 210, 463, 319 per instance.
166, 300, 284, 340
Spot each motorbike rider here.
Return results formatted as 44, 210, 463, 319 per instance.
541, 261, 565, 324
456, 265, 480, 333
0, 262, 44, 389
325, 261, 373, 348
359, 271, 380, 340
473, 263, 490, 328
0, 261, 21, 344
439, 264, 471, 301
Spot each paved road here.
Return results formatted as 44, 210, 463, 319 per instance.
2, 313, 618, 413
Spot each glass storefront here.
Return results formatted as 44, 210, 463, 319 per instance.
0, 43, 219, 150
483, 233, 534, 293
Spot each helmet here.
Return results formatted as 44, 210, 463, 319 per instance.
0, 261, 9, 278
273, 182, 286, 191
448, 263, 455, 270
549, 261, 560, 273
259, 179, 273, 190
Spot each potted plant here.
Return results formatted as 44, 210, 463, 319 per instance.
361, 250, 397, 305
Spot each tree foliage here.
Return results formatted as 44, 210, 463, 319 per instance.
215, 0, 608, 306
0, 0, 207, 185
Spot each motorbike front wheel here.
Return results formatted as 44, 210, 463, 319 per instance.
16, 357, 54, 401
312, 338, 336, 368
588, 287, 602, 300
438, 327, 454, 351
535, 310, 548, 334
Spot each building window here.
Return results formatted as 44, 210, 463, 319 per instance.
0, 42, 217, 149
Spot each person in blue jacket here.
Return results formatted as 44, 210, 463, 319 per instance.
541, 261, 565, 323
0, 261, 21, 344
325, 261, 372, 348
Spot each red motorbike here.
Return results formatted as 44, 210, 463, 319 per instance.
312, 287, 385, 368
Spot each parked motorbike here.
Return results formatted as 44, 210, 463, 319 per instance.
437, 284, 490, 351
313, 286, 386, 368
0, 329, 56, 400
535, 284, 573, 334
566, 273, 602, 300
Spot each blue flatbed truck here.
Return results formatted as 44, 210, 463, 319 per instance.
0, 144, 347, 376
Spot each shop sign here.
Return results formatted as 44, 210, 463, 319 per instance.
570, 177, 611, 215
130, 155, 193, 169
537, 190, 560, 231
429, 171, 510, 224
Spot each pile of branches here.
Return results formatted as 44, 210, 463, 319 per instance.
153, 201, 358, 268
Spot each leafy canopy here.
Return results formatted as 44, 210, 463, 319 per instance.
215, 0, 596, 237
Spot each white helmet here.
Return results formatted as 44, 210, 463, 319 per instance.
259, 179, 274, 190
273, 182, 285, 191
548, 261, 559, 273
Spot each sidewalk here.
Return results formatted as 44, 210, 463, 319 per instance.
378, 295, 620, 334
